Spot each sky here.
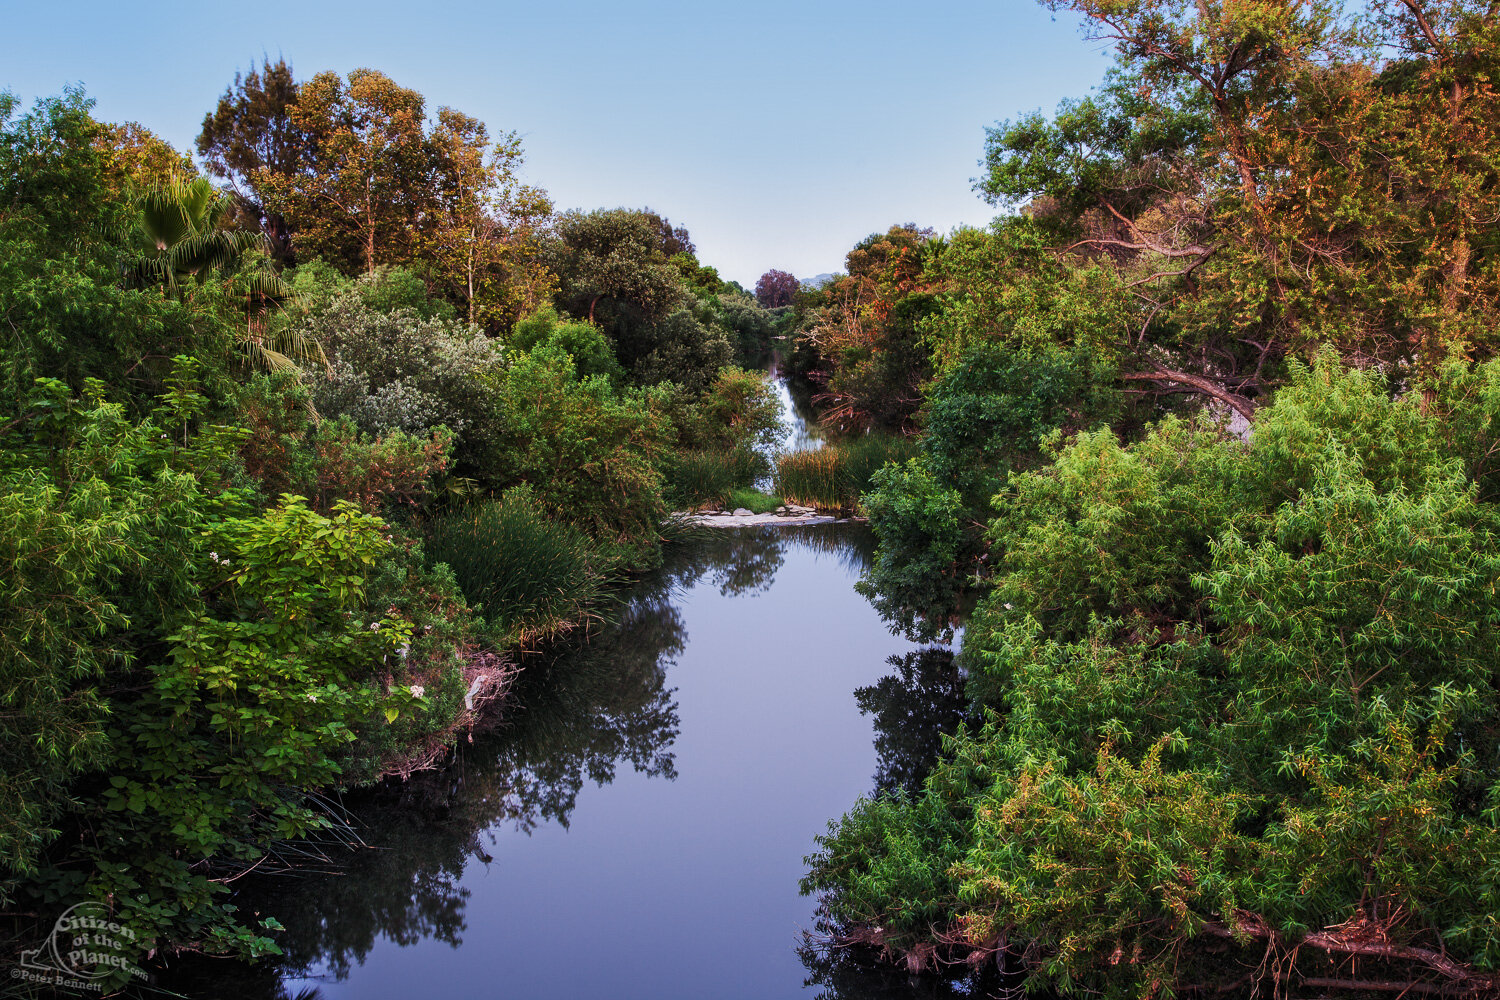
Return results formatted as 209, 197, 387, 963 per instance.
4, 0, 1115, 287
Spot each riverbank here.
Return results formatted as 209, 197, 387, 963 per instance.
683, 503, 866, 528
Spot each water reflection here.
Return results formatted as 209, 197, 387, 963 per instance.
855, 649, 974, 797
775, 370, 827, 454
158, 523, 889, 999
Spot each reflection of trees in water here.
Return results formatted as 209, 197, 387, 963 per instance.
494, 591, 684, 831
786, 522, 877, 577
158, 524, 876, 997
855, 648, 974, 797
658, 525, 786, 596
650, 522, 873, 597
799, 639, 1000, 998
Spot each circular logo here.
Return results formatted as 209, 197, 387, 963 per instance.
40, 902, 137, 980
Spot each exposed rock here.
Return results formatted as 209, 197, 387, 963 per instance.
733, 508, 753, 516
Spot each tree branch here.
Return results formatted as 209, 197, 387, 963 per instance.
1120, 368, 1257, 421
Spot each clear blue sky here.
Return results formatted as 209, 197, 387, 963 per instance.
5, 0, 1114, 286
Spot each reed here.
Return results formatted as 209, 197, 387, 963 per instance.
774, 434, 918, 513
662, 447, 766, 508
425, 489, 610, 643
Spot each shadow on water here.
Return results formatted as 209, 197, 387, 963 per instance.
154, 523, 884, 999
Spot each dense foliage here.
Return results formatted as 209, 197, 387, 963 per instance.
0, 64, 780, 983
801, 2, 1500, 996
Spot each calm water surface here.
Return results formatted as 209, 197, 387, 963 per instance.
168, 525, 973, 1000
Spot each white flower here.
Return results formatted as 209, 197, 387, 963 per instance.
409, 685, 425, 699
209, 551, 219, 561
369, 622, 381, 631
307, 692, 319, 702
398, 643, 410, 660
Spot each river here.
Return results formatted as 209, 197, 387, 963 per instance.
153, 370, 984, 999
161, 530, 980, 1000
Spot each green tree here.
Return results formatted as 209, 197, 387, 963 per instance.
419, 109, 554, 328
197, 57, 306, 260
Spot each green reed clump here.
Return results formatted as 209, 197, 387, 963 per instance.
726, 486, 782, 514
662, 447, 767, 508
775, 434, 918, 512
838, 434, 919, 493
775, 449, 846, 509
425, 486, 611, 642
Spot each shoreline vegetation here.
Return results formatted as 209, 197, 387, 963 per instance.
787, 1, 1500, 997
0, 64, 803, 989
6, 0, 1500, 996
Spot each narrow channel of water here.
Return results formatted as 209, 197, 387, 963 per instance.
160, 525, 974, 999
154, 373, 987, 999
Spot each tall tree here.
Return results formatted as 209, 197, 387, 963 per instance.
421, 109, 554, 328
261, 68, 435, 275
196, 58, 305, 260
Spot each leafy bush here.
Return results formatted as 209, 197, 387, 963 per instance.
286, 280, 506, 472
807, 355, 1500, 995
671, 366, 785, 453
0, 366, 487, 978
510, 305, 624, 383
234, 373, 454, 513
487, 344, 673, 541
921, 340, 1118, 511
856, 457, 968, 641
424, 487, 612, 643
78, 497, 422, 971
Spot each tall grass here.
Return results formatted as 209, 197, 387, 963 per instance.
726, 486, 782, 514
662, 447, 767, 508
425, 488, 612, 644
775, 434, 918, 513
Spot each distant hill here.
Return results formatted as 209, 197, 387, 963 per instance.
800, 273, 835, 290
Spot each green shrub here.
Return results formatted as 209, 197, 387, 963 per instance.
807, 355, 1500, 995
856, 457, 969, 642
425, 488, 612, 643
487, 344, 672, 542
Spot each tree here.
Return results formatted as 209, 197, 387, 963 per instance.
196, 58, 305, 260
420, 109, 554, 328
799, 225, 939, 431
95, 122, 195, 200
0, 89, 237, 405
262, 68, 435, 275
123, 174, 267, 290
547, 207, 690, 326
979, 0, 1500, 413
754, 268, 799, 307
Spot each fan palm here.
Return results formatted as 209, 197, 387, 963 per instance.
124, 174, 265, 290
124, 174, 328, 374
